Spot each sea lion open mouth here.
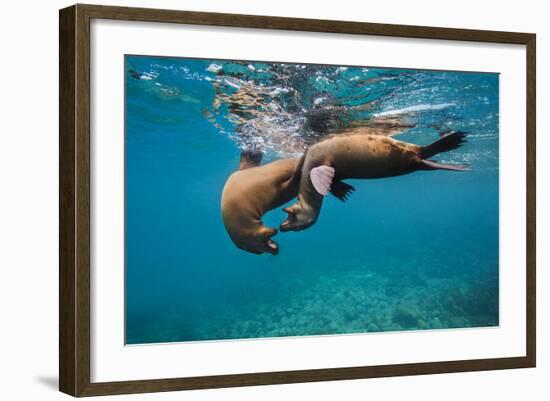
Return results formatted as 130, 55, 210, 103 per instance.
279, 221, 308, 232
279, 221, 290, 232
279, 219, 302, 232
279, 207, 296, 232
264, 239, 279, 255
279, 207, 312, 232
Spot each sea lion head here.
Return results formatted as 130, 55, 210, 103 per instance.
279, 201, 318, 232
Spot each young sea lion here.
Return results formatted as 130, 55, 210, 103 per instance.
279, 129, 468, 232
221, 150, 305, 255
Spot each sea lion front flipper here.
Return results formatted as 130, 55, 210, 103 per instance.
330, 180, 355, 202
238, 149, 263, 170
310, 165, 335, 196
421, 160, 471, 172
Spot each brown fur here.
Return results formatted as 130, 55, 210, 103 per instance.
310, 130, 422, 179
221, 157, 302, 254
280, 130, 467, 232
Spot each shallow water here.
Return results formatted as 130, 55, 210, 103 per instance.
125, 56, 499, 344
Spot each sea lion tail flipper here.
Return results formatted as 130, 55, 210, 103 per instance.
330, 180, 355, 202
239, 149, 263, 170
421, 160, 471, 171
419, 131, 467, 159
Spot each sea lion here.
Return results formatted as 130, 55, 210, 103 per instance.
221, 150, 305, 255
279, 129, 468, 232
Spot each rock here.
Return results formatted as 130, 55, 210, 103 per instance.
394, 300, 421, 327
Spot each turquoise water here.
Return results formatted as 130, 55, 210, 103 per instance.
125, 55, 499, 344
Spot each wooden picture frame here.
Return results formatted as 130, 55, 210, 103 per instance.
59, 3, 536, 397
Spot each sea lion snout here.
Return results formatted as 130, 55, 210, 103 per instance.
234, 227, 280, 255
280, 204, 316, 232
260, 227, 280, 255
263, 238, 279, 255
279, 207, 297, 232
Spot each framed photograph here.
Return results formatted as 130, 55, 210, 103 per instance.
59, 4, 536, 397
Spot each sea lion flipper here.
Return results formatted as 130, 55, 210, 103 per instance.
419, 131, 467, 159
330, 180, 355, 202
310, 165, 335, 196
421, 160, 471, 171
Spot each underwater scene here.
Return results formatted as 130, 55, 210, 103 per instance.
125, 55, 499, 344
